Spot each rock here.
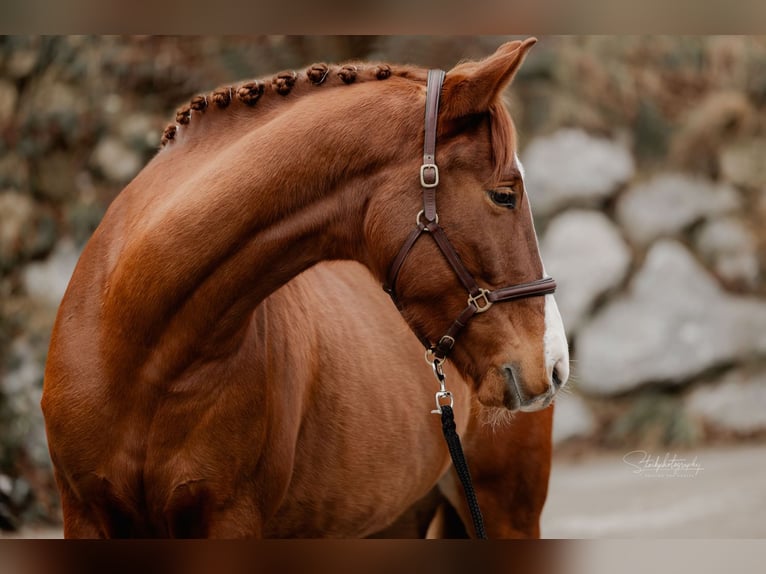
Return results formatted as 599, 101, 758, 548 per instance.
540, 210, 632, 333
542, 92, 608, 135
1, 337, 50, 468
720, 138, 766, 189
1, 338, 44, 396
686, 366, 766, 435
616, 173, 740, 246
33, 151, 79, 202
0, 152, 31, 190
552, 392, 596, 446
695, 216, 760, 289
669, 91, 755, 176
607, 391, 701, 448
633, 99, 672, 163
707, 37, 749, 90
90, 137, 142, 183
577, 240, 766, 395
0, 80, 18, 127
22, 78, 83, 124
4, 43, 39, 79
0, 191, 57, 272
0, 190, 56, 271
66, 201, 106, 247
0, 191, 35, 269
522, 128, 635, 218
16, 73, 95, 153
118, 111, 163, 151
21, 239, 81, 308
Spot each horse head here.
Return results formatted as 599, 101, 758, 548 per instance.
364, 39, 569, 411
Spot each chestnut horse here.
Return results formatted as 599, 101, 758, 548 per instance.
41, 39, 568, 537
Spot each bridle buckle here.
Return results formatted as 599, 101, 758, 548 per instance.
468, 288, 493, 313
420, 163, 439, 188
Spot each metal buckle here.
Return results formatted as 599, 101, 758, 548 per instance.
437, 335, 455, 351
420, 163, 439, 188
416, 209, 438, 226
468, 288, 493, 313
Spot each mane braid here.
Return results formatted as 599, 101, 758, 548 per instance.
158, 61, 423, 148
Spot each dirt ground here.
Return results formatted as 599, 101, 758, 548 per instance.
542, 442, 766, 538
3, 442, 765, 539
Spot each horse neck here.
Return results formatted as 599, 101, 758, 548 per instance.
101, 81, 422, 376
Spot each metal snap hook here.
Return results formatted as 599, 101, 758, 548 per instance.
431, 390, 454, 415
425, 354, 451, 414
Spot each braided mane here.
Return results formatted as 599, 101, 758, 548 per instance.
160, 61, 425, 147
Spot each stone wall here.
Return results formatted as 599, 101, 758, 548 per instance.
1, 36, 764, 529
515, 38, 766, 449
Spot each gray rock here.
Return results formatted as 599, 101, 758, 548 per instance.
0, 190, 58, 271
0, 152, 30, 190
577, 240, 766, 395
22, 239, 81, 308
552, 392, 597, 446
616, 173, 740, 246
695, 216, 760, 288
540, 210, 632, 333
686, 366, 766, 434
522, 128, 635, 218
118, 112, 162, 151
22, 79, 83, 123
668, 90, 755, 175
1, 337, 49, 468
0, 80, 18, 127
720, 138, 766, 189
1, 338, 44, 396
0, 191, 35, 268
34, 151, 79, 202
91, 137, 142, 183
4, 47, 39, 79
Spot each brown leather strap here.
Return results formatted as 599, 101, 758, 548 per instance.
422, 69, 444, 222
426, 222, 482, 297
384, 223, 426, 298
433, 304, 477, 359
432, 277, 556, 360
488, 277, 557, 302
423, 69, 443, 166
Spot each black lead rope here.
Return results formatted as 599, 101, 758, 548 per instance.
439, 405, 487, 539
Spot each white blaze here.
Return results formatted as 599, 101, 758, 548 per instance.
517, 154, 570, 388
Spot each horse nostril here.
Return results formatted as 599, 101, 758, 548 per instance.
504, 366, 524, 401
552, 359, 568, 390
504, 365, 516, 388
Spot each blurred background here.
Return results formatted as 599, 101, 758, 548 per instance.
0, 35, 764, 537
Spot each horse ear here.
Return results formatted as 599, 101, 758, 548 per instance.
441, 38, 537, 119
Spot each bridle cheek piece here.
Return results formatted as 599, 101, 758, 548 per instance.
382, 69, 557, 368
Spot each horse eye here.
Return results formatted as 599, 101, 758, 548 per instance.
488, 187, 517, 209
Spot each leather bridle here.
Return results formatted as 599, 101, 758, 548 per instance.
383, 69, 557, 368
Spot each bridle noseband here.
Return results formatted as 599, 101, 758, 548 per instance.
383, 69, 557, 370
